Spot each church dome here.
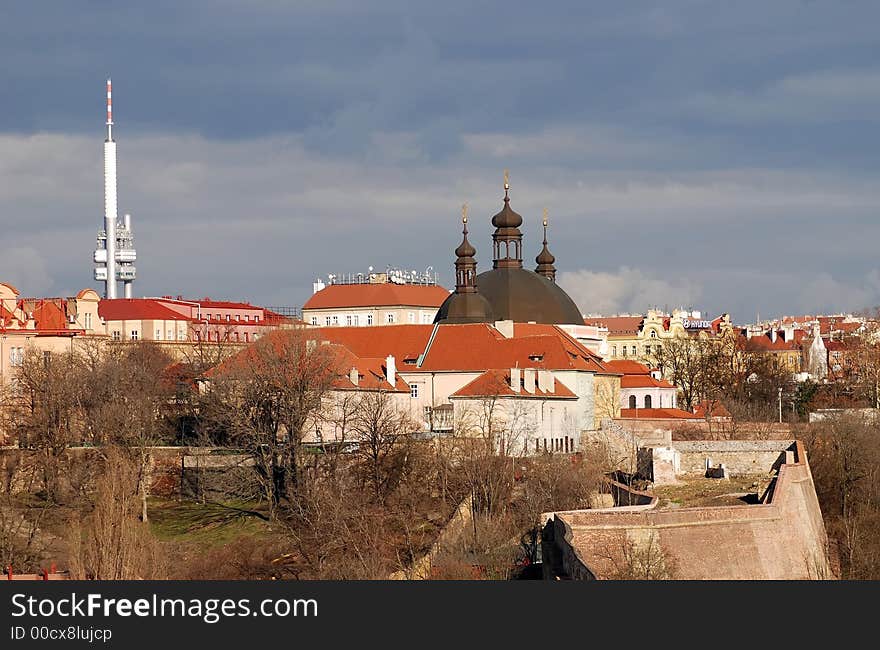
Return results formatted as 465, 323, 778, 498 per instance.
536, 244, 555, 266
434, 291, 497, 324
491, 196, 523, 229
473, 267, 582, 324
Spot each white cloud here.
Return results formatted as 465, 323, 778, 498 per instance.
558, 266, 702, 316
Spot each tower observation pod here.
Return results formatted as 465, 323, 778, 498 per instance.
94, 78, 137, 298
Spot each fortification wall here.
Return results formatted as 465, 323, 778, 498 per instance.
673, 440, 794, 477
542, 441, 831, 580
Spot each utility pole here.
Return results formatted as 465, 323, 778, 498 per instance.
778, 387, 783, 423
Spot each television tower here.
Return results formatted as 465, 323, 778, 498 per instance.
94, 78, 137, 298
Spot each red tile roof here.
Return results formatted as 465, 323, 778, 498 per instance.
620, 375, 675, 389
693, 400, 732, 419
315, 323, 612, 374
207, 333, 408, 393
744, 331, 801, 351
449, 369, 577, 399
303, 284, 450, 310
618, 408, 700, 420
583, 316, 643, 335
99, 299, 191, 322
30, 300, 66, 331
605, 359, 652, 375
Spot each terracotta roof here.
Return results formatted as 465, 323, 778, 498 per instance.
318, 323, 610, 374
620, 375, 675, 389
99, 299, 191, 321
450, 369, 576, 399
605, 360, 652, 375
191, 298, 263, 310
303, 284, 450, 310
583, 316, 643, 335
0, 303, 22, 327
693, 400, 732, 419
207, 333, 408, 392
744, 331, 801, 351
30, 300, 67, 330
618, 408, 701, 419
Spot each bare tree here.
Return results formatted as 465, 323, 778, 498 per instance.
67, 446, 167, 580
199, 329, 336, 518
12, 348, 82, 502
349, 390, 417, 502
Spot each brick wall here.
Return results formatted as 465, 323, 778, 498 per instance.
542, 441, 832, 580
673, 440, 794, 477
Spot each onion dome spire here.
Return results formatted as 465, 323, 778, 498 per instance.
455, 203, 476, 259
491, 169, 524, 269
535, 208, 557, 282
454, 203, 478, 294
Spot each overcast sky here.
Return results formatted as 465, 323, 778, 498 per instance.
1, 1, 879, 323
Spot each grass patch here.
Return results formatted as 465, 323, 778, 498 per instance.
148, 498, 273, 546
651, 475, 768, 509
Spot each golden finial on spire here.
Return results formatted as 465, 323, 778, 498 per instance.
542, 207, 548, 228
461, 202, 468, 224
503, 169, 510, 191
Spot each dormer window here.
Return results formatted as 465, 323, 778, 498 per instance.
528, 354, 543, 362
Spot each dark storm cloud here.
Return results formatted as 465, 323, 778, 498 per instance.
1, 1, 879, 321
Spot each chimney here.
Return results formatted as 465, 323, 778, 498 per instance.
537, 369, 555, 393
494, 320, 514, 338
783, 325, 794, 342
350, 367, 359, 386
385, 355, 396, 386
523, 368, 536, 394
510, 367, 521, 393
770, 329, 777, 343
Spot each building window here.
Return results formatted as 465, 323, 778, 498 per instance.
410, 384, 419, 398
178, 330, 186, 341
112, 330, 121, 341
311, 317, 318, 325
611, 345, 617, 357
650, 330, 657, 338
346, 315, 352, 326
408, 312, 415, 323
235, 314, 240, 321
205, 314, 211, 321
325, 316, 332, 326
332, 315, 339, 325
622, 346, 627, 357
254, 315, 260, 323
167, 329, 173, 340
84, 313, 92, 329
631, 345, 637, 356
9, 347, 23, 367
367, 314, 373, 326
386, 313, 395, 324
421, 312, 432, 324
130, 330, 139, 341
244, 333, 249, 342
226, 314, 231, 321
156, 328, 162, 340
629, 395, 637, 409
644, 395, 652, 408
245, 315, 250, 322
352, 315, 359, 326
